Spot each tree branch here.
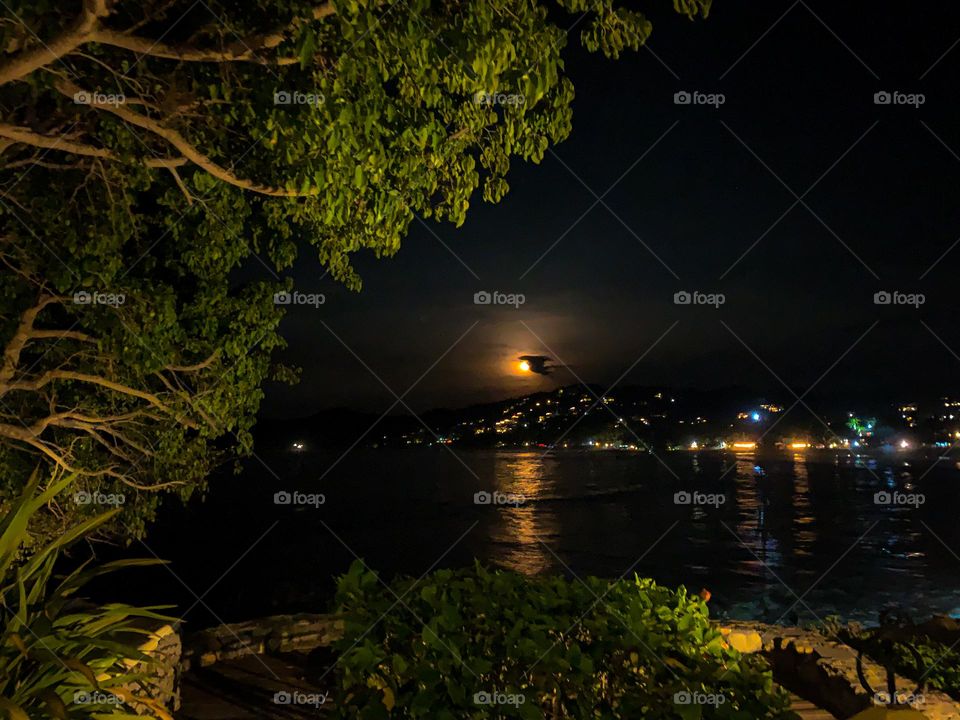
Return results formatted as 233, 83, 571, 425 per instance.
89, 27, 300, 65
0, 1, 336, 84
54, 79, 321, 197
0, 294, 60, 387
167, 164, 193, 205
0, 0, 109, 86
0, 369, 199, 429
2, 156, 90, 171
0, 123, 187, 168
0, 422, 119, 478
165, 351, 218, 372
30, 329, 97, 342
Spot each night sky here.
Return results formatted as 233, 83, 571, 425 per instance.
262, 2, 960, 418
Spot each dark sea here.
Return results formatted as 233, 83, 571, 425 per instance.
130, 447, 960, 629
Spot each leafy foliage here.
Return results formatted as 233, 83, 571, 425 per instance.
332, 561, 794, 719
0, 470, 176, 718
0, 273, 287, 541
0, 0, 709, 537
0, 0, 710, 287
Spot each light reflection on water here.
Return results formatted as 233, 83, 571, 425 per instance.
467, 449, 960, 623
489, 452, 556, 574
791, 454, 816, 557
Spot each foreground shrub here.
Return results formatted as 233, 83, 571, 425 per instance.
332, 561, 795, 719
0, 471, 175, 718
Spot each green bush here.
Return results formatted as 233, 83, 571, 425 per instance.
0, 470, 176, 719
332, 562, 795, 719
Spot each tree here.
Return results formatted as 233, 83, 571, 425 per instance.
0, 0, 711, 538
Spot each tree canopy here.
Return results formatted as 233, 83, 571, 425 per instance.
0, 0, 710, 538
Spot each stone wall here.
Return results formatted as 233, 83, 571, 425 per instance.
181, 613, 344, 671
721, 621, 960, 720
120, 621, 182, 715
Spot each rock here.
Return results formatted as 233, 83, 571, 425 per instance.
182, 613, 344, 671
849, 709, 928, 720
727, 630, 763, 654
717, 621, 960, 720
119, 620, 182, 715
916, 615, 960, 647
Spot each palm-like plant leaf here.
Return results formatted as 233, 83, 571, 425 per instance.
0, 471, 177, 719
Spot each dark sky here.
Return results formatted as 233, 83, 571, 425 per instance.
262, 1, 960, 418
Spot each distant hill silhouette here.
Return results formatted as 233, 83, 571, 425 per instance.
254, 384, 768, 451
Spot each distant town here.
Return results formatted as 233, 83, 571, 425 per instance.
277, 386, 960, 455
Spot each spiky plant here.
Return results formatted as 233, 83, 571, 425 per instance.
0, 470, 176, 719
